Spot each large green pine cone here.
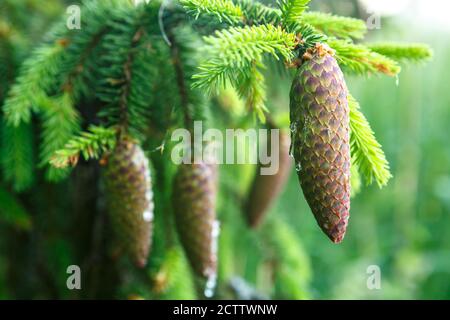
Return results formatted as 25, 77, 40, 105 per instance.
172, 161, 219, 293
290, 46, 351, 243
103, 137, 154, 267
245, 131, 292, 228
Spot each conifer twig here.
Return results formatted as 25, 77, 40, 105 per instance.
302, 11, 367, 39
1, 122, 35, 191
3, 39, 68, 126
119, 27, 146, 132
192, 25, 297, 91
367, 42, 433, 63
328, 39, 401, 76
180, 0, 244, 24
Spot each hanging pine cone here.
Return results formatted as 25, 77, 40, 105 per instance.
290, 43, 351, 243
244, 131, 292, 228
103, 136, 154, 267
172, 159, 219, 296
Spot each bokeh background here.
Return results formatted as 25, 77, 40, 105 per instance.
0, 0, 449, 299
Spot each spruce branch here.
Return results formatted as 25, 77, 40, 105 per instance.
236, 0, 320, 45
349, 94, 392, 187
61, 28, 109, 98
118, 27, 146, 131
97, 4, 156, 139
152, 247, 197, 299
192, 25, 297, 92
367, 42, 433, 63
233, 2, 325, 47
302, 11, 367, 39
192, 24, 296, 118
0, 37, 17, 101
235, 63, 268, 121
350, 161, 362, 197
180, 0, 244, 24
236, 0, 282, 25
169, 33, 194, 129
2, 0, 131, 185
50, 126, 117, 169
262, 218, 311, 299
328, 38, 401, 76
287, 22, 326, 48
278, 0, 311, 24
3, 38, 68, 126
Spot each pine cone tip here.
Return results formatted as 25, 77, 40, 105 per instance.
290, 42, 351, 244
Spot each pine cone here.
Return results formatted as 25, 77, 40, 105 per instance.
290, 43, 351, 243
172, 160, 219, 295
244, 131, 292, 228
103, 136, 154, 267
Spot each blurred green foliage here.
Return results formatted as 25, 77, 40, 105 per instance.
0, 0, 448, 299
